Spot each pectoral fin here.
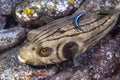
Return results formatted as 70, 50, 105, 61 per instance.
73, 56, 80, 66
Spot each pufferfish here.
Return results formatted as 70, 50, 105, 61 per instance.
18, 0, 120, 66
18, 12, 119, 66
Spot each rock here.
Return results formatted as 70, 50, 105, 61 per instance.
0, 0, 24, 15
0, 16, 6, 29
71, 70, 90, 80
0, 27, 26, 52
50, 71, 73, 80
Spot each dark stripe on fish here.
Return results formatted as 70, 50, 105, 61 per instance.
85, 17, 116, 46
56, 43, 63, 61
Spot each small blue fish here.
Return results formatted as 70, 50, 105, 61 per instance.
74, 13, 84, 31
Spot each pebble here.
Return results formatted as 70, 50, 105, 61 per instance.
0, 27, 25, 52
0, 0, 24, 15
0, 16, 6, 29
50, 71, 73, 80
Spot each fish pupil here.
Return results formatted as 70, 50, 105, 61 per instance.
40, 48, 48, 54
38, 47, 52, 57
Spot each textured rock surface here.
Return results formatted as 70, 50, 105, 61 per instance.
0, 16, 6, 29
0, 27, 26, 52
0, 0, 23, 15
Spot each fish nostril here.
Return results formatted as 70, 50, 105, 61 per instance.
32, 47, 35, 51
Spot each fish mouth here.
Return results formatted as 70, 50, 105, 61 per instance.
18, 55, 27, 63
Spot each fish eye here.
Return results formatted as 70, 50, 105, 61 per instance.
38, 47, 52, 57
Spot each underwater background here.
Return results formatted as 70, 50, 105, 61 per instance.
0, 0, 120, 80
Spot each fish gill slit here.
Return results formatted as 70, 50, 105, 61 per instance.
56, 43, 63, 61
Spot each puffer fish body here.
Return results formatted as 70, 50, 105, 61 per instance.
18, 0, 120, 66
18, 12, 119, 65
